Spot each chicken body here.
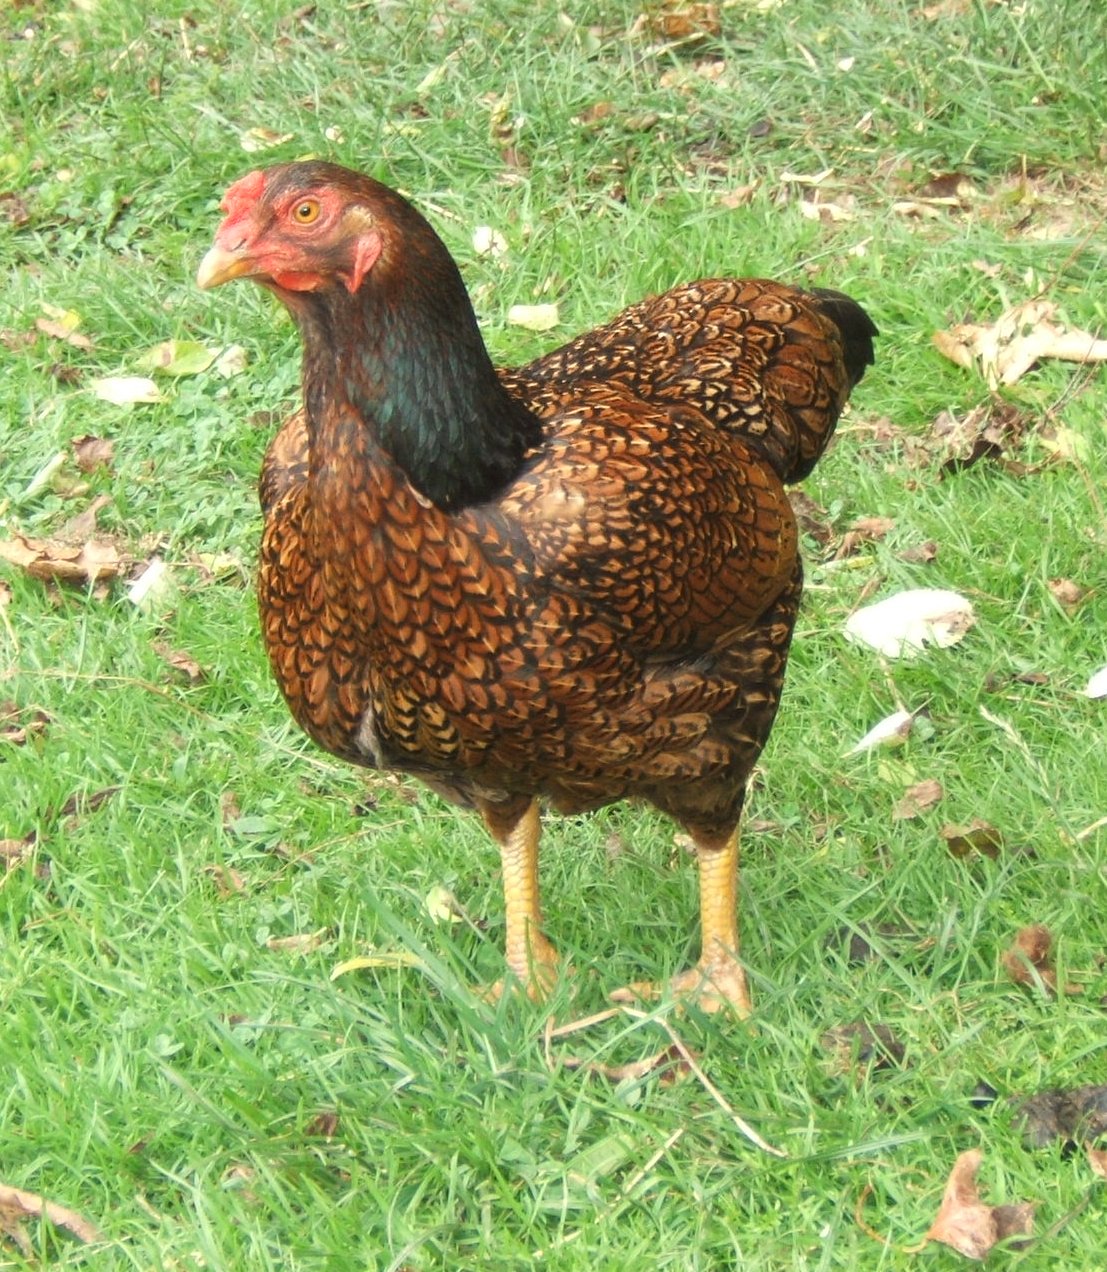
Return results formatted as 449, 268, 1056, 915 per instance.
199, 162, 876, 1011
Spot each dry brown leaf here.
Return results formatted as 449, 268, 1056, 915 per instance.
898, 540, 938, 564
1012, 1085, 1107, 1148
928, 401, 1034, 474
942, 818, 1003, 860
55, 786, 120, 829
152, 641, 206, 683
643, 2, 721, 41
926, 1149, 1035, 1260
220, 790, 243, 827
266, 929, 327, 954
71, 434, 115, 472
893, 778, 944, 820
0, 835, 36, 867
820, 1022, 906, 1073
0, 534, 124, 584
1002, 923, 1080, 996
934, 299, 1107, 388
0, 1182, 104, 1248
559, 1043, 692, 1085
1088, 1145, 1107, 1180
834, 514, 894, 559
305, 1110, 340, 1138
1, 701, 51, 747
62, 494, 113, 540
1047, 578, 1089, 610
204, 863, 246, 897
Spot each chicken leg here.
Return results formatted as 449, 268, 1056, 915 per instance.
612, 827, 751, 1015
480, 797, 560, 1000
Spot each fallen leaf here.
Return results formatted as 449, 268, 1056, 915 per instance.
62, 493, 113, 539
1, 702, 51, 746
266, 929, 327, 954
214, 344, 248, 377
71, 434, 115, 472
136, 339, 217, 377
35, 316, 93, 350
240, 126, 294, 153
933, 299, 1107, 388
928, 401, 1034, 474
1011, 1086, 1107, 1149
126, 557, 175, 609
508, 303, 560, 331
643, 2, 721, 41
942, 818, 1003, 860
558, 1043, 692, 1084
91, 375, 164, 405
305, 1111, 339, 1138
898, 540, 938, 564
820, 1021, 906, 1073
330, 950, 426, 977
1002, 923, 1080, 996
1085, 666, 1107, 699
1088, 1145, 1107, 1180
54, 786, 120, 828
472, 225, 508, 258
0, 1181, 104, 1247
926, 1149, 1035, 1260
0, 534, 124, 584
1047, 578, 1089, 610
0, 835, 36, 868
152, 641, 206, 683
834, 514, 894, 559
424, 884, 465, 924
204, 863, 246, 897
893, 778, 944, 819
845, 709, 915, 756
845, 588, 975, 658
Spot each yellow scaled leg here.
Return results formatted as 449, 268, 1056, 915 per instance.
481, 799, 560, 1001
612, 827, 751, 1016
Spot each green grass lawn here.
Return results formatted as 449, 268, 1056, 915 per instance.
2, 0, 1106, 1267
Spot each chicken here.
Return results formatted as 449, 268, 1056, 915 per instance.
197, 161, 876, 1013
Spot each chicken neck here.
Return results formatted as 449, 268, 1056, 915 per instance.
287, 246, 542, 513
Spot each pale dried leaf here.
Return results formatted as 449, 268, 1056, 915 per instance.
926, 1149, 1035, 1260
508, 303, 560, 331
844, 709, 915, 757
214, 344, 249, 377
472, 225, 508, 258
127, 557, 174, 609
1088, 1145, 1107, 1180
0, 1181, 105, 1246
893, 778, 944, 819
35, 316, 93, 349
845, 588, 975, 658
1085, 666, 1107, 699
91, 375, 164, 405
1002, 923, 1079, 995
240, 126, 294, 152
63, 493, 113, 539
1047, 578, 1089, 610
266, 929, 327, 954
933, 299, 1107, 388
204, 863, 246, 897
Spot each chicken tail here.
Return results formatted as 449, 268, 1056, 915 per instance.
808, 287, 878, 392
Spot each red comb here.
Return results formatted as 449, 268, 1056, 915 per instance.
220, 168, 266, 214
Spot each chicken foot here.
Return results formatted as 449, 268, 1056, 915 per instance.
480, 797, 561, 1001
612, 827, 751, 1016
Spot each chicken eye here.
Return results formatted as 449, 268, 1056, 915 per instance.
292, 199, 321, 225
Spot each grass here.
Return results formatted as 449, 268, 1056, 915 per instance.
2, 0, 1106, 1267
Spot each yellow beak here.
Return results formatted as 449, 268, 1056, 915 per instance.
196, 245, 256, 290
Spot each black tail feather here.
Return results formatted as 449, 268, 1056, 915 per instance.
809, 287, 878, 391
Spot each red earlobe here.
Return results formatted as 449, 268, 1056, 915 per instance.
345, 230, 383, 293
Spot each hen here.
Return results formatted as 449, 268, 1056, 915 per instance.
198, 161, 876, 1013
